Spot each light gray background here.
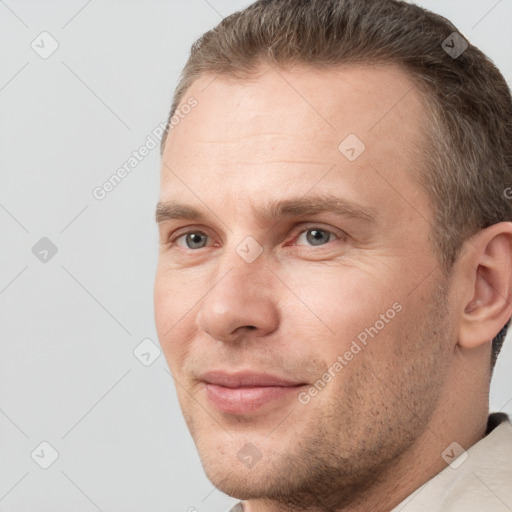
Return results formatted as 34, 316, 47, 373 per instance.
1, 1, 511, 511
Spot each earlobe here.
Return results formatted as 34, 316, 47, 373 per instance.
458, 222, 512, 350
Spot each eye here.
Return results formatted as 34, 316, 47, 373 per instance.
174, 231, 211, 249
294, 227, 339, 247
169, 226, 342, 251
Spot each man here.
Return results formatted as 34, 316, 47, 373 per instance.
154, 0, 512, 510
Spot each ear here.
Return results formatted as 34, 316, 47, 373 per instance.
458, 222, 512, 349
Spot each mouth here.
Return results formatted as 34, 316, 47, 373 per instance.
200, 371, 308, 414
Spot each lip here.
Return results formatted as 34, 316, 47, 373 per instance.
200, 370, 305, 388
200, 371, 308, 414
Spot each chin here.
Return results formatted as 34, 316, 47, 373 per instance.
194, 438, 276, 499
203, 465, 270, 500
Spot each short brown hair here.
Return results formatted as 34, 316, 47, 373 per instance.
161, 0, 512, 369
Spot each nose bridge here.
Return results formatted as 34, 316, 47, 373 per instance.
214, 233, 272, 298
196, 243, 279, 341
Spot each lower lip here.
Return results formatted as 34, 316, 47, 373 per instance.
204, 383, 304, 414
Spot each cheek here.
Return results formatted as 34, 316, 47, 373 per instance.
154, 263, 204, 328
153, 268, 195, 371
277, 261, 418, 384
281, 263, 392, 342
153, 269, 172, 334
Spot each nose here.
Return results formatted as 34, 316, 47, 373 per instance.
195, 251, 280, 344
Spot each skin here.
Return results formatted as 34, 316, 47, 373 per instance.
154, 62, 512, 511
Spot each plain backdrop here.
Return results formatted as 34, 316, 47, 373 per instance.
1, 1, 511, 511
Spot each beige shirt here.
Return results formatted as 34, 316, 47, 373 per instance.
392, 412, 512, 511
227, 412, 512, 512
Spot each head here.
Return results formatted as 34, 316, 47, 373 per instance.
154, 0, 512, 507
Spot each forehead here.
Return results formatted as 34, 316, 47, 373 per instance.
166, 62, 425, 151
160, 62, 431, 224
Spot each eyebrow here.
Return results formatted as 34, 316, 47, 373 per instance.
155, 194, 377, 225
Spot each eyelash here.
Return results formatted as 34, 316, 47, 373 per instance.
168, 224, 344, 250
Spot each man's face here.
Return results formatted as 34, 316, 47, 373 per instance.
154, 63, 455, 505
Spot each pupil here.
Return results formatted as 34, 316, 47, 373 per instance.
307, 229, 328, 245
187, 233, 205, 248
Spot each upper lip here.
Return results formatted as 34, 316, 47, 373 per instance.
200, 370, 307, 388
